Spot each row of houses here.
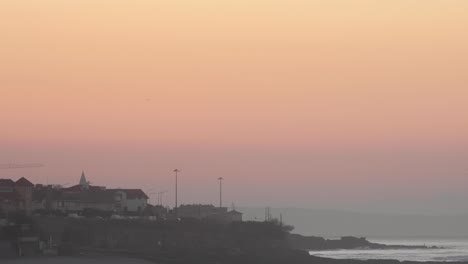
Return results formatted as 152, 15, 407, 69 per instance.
1, 172, 242, 222
38, 172, 148, 213
0, 172, 148, 215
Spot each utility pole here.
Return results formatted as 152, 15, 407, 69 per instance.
218, 177, 224, 208
265, 207, 271, 222
174, 169, 179, 215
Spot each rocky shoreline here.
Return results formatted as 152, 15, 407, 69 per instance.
287, 234, 440, 251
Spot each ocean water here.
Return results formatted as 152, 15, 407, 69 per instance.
309, 238, 468, 262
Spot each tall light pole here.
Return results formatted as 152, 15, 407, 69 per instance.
218, 177, 224, 208
174, 169, 179, 214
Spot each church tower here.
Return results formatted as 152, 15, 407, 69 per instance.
79, 171, 89, 189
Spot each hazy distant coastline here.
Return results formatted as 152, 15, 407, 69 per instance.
239, 207, 468, 238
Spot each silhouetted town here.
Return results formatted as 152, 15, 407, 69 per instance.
0, 173, 445, 263
0, 172, 244, 258
1, 172, 242, 222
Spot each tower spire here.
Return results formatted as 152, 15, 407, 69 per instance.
79, 171, 88, 187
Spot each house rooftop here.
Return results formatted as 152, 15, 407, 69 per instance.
0, 179, 15, 187
15, 177, 34, 187
63, 184, 106, 192
108, 189, 148, 199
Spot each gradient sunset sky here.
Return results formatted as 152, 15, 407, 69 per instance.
1, 1, 468, 213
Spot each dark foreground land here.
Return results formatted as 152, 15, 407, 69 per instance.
3, 250, 466, 264
75, 246, 467, 264
0, 256, 153, 264
1, 215, 464, 264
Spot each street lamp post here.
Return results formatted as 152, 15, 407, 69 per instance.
174, 169, 179, 215
218, 177, 224, 208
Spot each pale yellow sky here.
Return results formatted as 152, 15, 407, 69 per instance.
1, 1, 468, 210
2, 0, 468, 145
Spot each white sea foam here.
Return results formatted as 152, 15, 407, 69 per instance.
309, 238, 468, 262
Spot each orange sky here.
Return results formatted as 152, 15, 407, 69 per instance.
1, 0, 468, 211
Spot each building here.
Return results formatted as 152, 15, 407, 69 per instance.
0, 179, 15, 193
177, 204, 243, 223
62, 172, 105, 193
52, 190, 116, 212
226, 210, 243, 222
32, 185, 61, 211
0, 177, 34, 214
32, 172, 149, 214
177, 204, 228, 220
205, 209, 243, 223
0, 179, 20, 214
142, 204, 168, 218
110, 189, 148, 213
79, 171, 89, 188
14, 178, 34, 214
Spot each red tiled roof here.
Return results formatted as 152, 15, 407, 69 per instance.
15, 177, 34, 187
